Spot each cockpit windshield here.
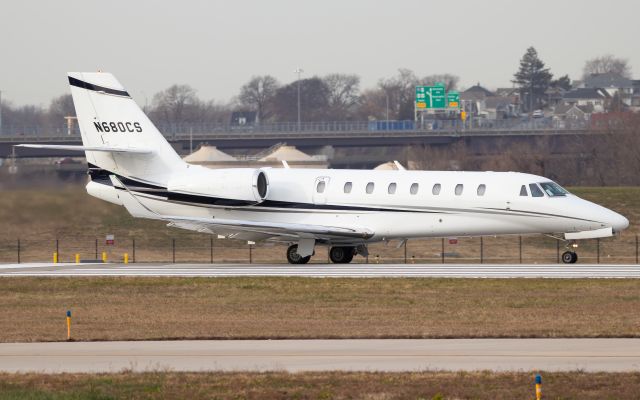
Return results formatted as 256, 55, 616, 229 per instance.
539, 182, 569, 197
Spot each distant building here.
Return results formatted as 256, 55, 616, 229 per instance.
183, 143, 328, 169
561, 88, 609, 113
230, 111, 257, 126
583, 73, 633, 105
484, 96, 518, 119
461, 83, 495, 101
553, 103, 590, 127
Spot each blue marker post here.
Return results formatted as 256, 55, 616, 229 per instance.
66, 310, 71, 341
535, 374, 542, 400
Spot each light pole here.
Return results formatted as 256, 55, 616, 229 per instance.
0, 89, 3, 135
294, 67, 303, 130
385, 92, 389, 124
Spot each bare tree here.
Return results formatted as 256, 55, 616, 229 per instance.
421, 74, 460, 91
47, 94, 75, 126
238, 75, 280, 123
582, 55, 632, 79
150, 84, 198, 124
271, 77, 331, 122
378, 68, 420, 120
323, 73, 360, 120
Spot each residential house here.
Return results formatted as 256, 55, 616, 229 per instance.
553, 103, 591, 127
583, 73, 633, 105
561, 88, 609, 113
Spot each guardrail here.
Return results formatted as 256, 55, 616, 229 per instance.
0, 118, 592, 140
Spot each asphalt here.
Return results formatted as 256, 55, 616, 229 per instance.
1, 262, 640, 278
1, 339, 639, 373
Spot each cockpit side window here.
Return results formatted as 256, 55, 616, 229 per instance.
539, 182, 569, 197
520, 185, 528, 196
529, 183, 544, 197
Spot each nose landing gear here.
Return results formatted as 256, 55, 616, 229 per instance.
561, 251, 578, 264
561, 241, 579, 264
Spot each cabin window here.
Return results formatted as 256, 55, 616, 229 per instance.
388, 183, 397, 194
410, 183, 419, 195
520, 185, 528, 196
432, 183, 441, 195
344, 182, 352, 194
477, 184, 486, 196
455, 184, 464, 196
316, 181, 326, 193
539, 182, 569, 197
529, 183, 544, 197
366, 182, 375, 194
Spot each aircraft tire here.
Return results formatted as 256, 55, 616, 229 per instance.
329, 246, 355, 264
561, 251, 578, 264
287, 244, 311, 264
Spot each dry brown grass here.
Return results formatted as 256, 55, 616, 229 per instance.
1, 277, 639, 342
0, 185, 638, 264
1, 370, 640, 399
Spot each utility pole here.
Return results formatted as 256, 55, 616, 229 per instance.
294, 67, 303, 130
0, 90, 3, 135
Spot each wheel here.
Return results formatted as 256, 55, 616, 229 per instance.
286, 245, 310, 264
329, 246, 355, 264
561, 251, 578, 264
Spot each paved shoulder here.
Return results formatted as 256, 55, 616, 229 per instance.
1, 339, 639, 373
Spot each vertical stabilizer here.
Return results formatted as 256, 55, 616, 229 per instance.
69, 72, 184, 184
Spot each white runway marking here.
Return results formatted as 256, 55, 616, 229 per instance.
0, 263, 639, 278
1, 339, 639, 373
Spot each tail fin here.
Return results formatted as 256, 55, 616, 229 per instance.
69, 72, 184, 185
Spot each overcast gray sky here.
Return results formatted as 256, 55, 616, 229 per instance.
1, 0, 638, 106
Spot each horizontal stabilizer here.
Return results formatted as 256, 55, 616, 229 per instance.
14, 144, 153, 154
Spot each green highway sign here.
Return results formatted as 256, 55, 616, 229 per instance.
416, 85, 446, 109
446, 91, 460, 108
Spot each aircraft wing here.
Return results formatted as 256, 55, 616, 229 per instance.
111, 175, 374, 242
163, 215, 374, 241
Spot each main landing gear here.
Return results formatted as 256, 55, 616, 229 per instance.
286, 244, 311, 264
329, 246, 355, 264
286, 244, 358, 264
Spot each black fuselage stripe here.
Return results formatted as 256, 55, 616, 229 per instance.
69, 76, 130, 97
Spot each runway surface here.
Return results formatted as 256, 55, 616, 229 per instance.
1, 262, 640, 278
1, 339, 639, 373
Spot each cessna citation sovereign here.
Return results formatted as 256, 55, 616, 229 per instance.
18, 73, 629, 264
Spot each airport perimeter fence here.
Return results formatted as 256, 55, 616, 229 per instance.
0, 233, 638, 265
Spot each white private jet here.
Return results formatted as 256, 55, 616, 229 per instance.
17, 73, 629, 264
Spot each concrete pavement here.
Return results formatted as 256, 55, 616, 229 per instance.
1, 262, 640, 278
1, 339, 639, 373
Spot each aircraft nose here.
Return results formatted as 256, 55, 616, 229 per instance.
609, 211, 629, 233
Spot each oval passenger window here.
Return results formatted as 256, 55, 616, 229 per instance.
477, 184, 486, 196
410, 183, 419, 195
432, 183, 441, 195
316, 181, 326, 193
388, 183, 397, 194
344, 182, 352, 193
366, 182, 375, 194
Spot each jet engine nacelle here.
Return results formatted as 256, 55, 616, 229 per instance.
168, 167, 269, 204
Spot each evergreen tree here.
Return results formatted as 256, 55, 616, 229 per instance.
513, 47, 553, 112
